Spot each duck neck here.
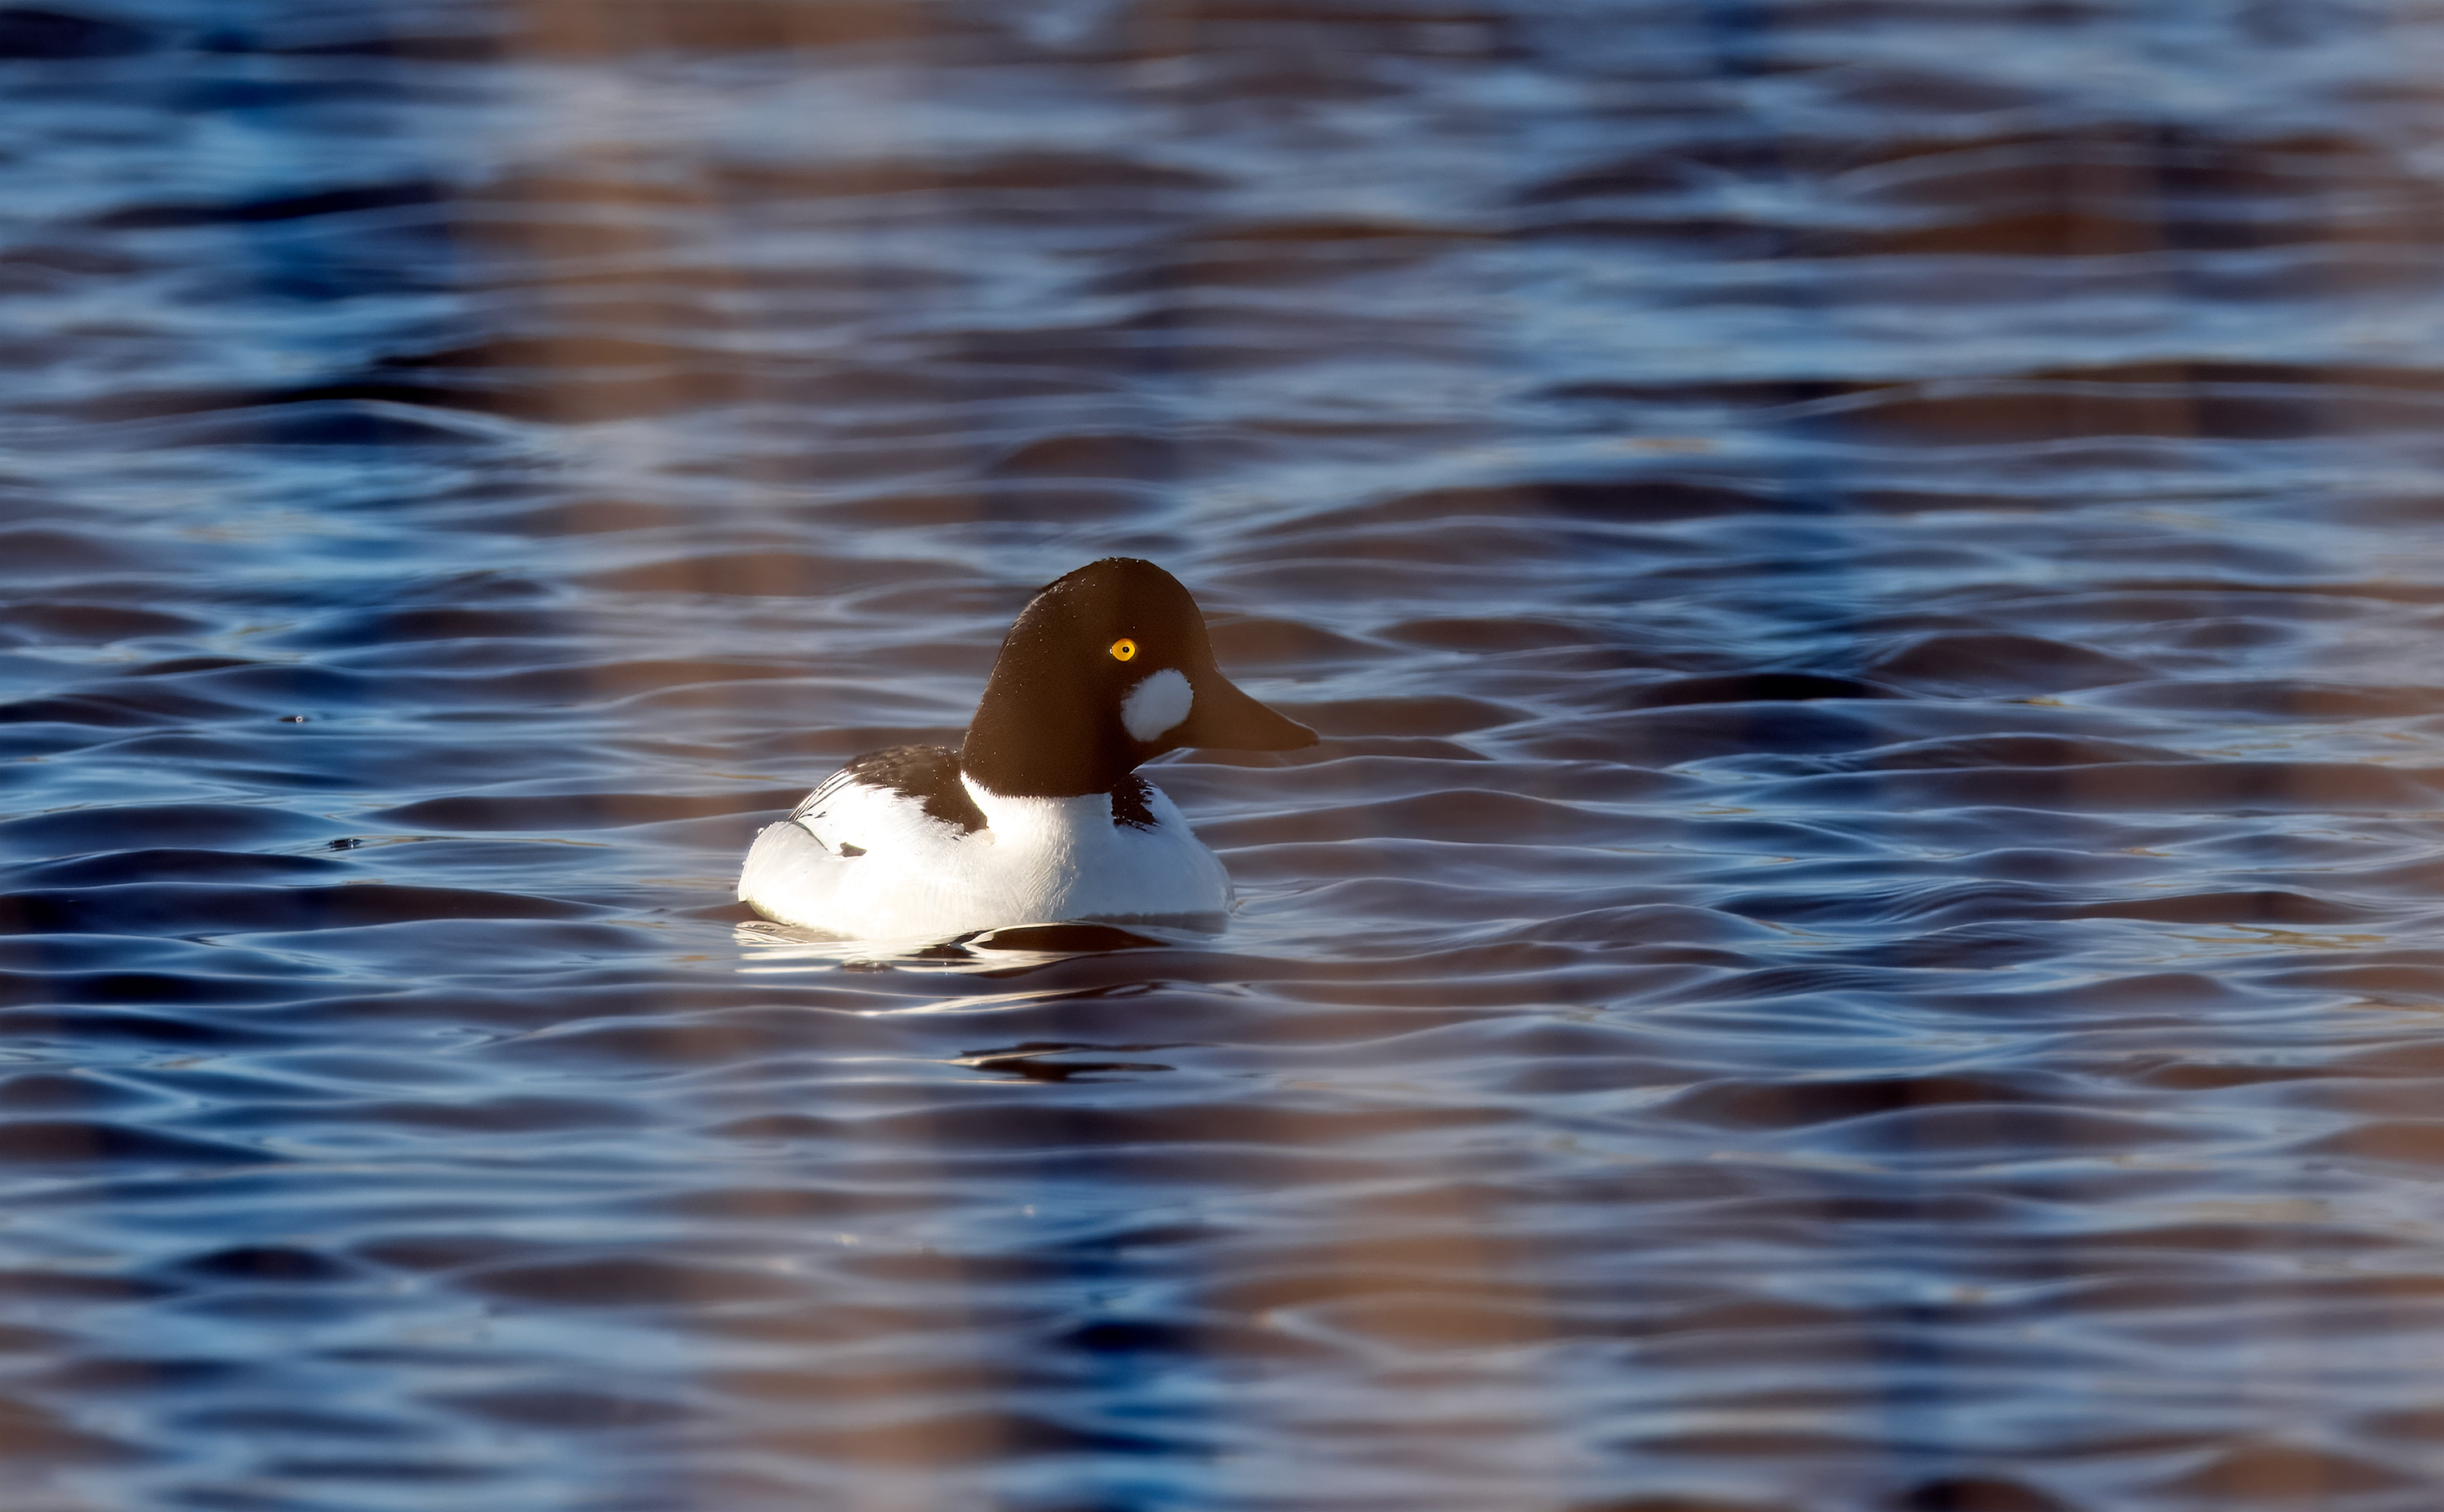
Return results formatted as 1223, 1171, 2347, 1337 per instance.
961, 678, 1141, 799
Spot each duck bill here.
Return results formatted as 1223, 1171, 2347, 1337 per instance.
1175, 672, 1317, 751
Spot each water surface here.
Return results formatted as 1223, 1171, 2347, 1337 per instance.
11, 1, 2444, 1508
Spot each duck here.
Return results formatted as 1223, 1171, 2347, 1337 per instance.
738, 557, 1317, 939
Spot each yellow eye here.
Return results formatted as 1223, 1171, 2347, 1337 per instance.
1109, 638, 1136, 662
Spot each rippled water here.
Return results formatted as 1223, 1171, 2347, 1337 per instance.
15, 1, 2444, 1507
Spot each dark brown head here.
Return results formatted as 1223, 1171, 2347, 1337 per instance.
960, 558, 1317, 798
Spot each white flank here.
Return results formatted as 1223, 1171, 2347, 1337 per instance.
1120, 667, 1193, 742
737, 771, 1230, 940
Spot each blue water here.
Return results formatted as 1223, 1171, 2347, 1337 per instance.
12, 1, 2444, 1508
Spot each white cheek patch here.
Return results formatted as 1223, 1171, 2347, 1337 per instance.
1121, 667, 1193, 742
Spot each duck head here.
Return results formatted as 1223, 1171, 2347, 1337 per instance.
960, 557, 1317, 799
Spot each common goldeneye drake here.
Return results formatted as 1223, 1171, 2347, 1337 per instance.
738, 557, 1317, 938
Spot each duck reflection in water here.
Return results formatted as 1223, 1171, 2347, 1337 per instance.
739, 558, 1316, 939
703, 930, 1589, 1510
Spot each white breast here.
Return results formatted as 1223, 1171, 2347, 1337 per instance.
736, 774, 1230, 941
